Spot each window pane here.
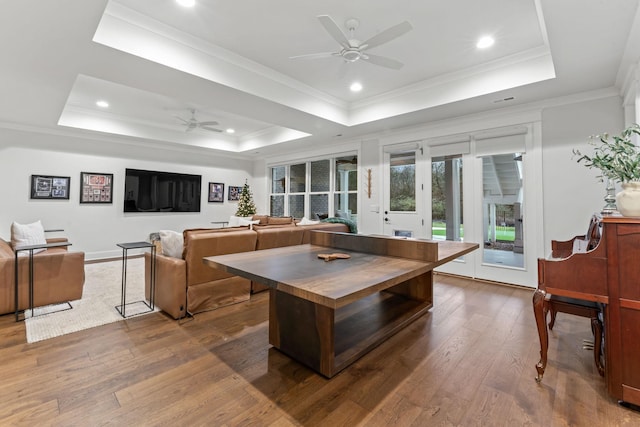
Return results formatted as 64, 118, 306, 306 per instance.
289, 163, 306, 193
311, 160, 330, 192
334, 193, 356, 220
271, 167, 285, 193
431, 156, 463, 241
310, 194, 328, 220
289, 194, 304, 219
335, 156, 357, 191
270, 195, 284, 216
390, 152, 415, 212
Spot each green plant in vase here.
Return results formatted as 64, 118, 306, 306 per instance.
573, 123, 640, 216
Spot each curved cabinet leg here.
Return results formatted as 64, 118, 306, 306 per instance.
592, 316, 605, 377
533, 289, 549, 383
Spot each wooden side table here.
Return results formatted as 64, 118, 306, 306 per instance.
115, 241, 156, 318
14, 241, 73, 322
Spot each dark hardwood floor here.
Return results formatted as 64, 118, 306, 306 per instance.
1, 274, 639, 426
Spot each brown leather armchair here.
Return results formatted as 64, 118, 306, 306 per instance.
0, 237, 85, 315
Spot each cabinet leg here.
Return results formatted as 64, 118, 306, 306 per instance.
533, 289, 549, 383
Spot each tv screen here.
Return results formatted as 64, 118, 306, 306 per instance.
124, 168, 201, 213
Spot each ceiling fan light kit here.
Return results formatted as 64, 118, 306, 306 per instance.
289, 15, 412, 69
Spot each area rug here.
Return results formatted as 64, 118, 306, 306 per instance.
25, 257, 158, 343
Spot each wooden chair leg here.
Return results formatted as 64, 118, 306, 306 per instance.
548, 307, 558, 330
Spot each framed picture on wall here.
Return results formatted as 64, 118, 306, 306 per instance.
208, 182, 224, 203
80, 172, 113, 204
30, 175, 70, 199
228, 185, 242, 201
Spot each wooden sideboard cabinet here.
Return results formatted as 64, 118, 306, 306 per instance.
602, 215, 640, 405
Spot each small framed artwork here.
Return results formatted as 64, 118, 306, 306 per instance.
228, 185, 242, 201
30, 175, 70, 199
208, 182, 224, 203
80, 172, 113, 204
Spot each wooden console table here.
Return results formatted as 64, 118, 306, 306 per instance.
204, 231, 478, 378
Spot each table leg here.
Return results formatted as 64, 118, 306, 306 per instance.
385, 271, 432, 303
14, 252, 19, 322
269, 289, 336, 377
120, 247, 127, 317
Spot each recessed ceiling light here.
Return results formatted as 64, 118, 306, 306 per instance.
96, 100, 109, 108
176, 0, 195, 7
226, 128, 235, 134
476, 36, 495, 49
350, 82, 363, 92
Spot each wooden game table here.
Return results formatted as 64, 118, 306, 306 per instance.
204, 231, 478, 378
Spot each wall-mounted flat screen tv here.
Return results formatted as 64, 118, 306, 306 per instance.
124, 168, 201, 213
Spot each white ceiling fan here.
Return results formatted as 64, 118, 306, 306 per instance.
176, 108, 222, 132
290, 15, 412, 70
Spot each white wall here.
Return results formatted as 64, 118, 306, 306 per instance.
0, 92, 627, 270
541, 96, 624, 248
0, 128, 254, 260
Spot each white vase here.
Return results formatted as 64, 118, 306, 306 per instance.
616, 182, 640, 217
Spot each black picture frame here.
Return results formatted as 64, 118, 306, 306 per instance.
228, 185, 242, 201
80, 172, 113, 204
208, 182, 224, 203
30, 175, 70, 199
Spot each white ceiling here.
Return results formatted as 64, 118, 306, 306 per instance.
1, 0, 639, 158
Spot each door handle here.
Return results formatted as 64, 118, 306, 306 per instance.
384, 217, 390, 223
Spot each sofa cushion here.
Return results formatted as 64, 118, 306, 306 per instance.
267, 216, 293, 225
255, 227, 304, 250
184, 230, 258, 286
159, 230, 184, 258
11, 220, 47, 254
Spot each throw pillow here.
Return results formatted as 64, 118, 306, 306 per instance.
238, 218, 260, 230
11, 220, 47, 254
228, 215, 253, 227
252, 214, 268, 225
159, 230, 184, 258
296, 217, 320, 226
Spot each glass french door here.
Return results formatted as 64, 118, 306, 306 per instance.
429, 126, 541, 287
383, 147, 425, 238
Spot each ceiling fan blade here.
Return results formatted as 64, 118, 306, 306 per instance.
361, 21, 412, 50
289, 52, 338, 60
362, 53, 404, 70
317, 15, 351, 48
174, 115, 190, 124
197, 120, 219, 126
200, 126, 223, 132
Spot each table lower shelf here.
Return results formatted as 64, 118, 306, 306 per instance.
269, 289, 432, 378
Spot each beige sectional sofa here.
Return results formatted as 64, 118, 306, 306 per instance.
144, 217, 350, 319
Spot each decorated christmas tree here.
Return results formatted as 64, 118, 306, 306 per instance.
235, 180, 257, 216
